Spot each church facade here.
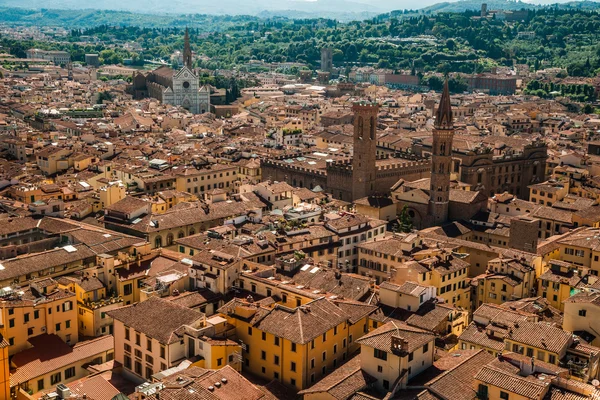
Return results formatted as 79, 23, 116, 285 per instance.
128, 29, 210, 114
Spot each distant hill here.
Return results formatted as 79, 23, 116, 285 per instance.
0, 0, 599, 27
416, 0, 600, 13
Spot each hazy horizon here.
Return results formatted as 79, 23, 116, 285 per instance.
0, 0, 592, 17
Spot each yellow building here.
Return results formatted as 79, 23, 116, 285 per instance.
219, 296, 376, 391
355, 321, 435, 392
472, 257, 536, 309
0, 278, 78, 356
529, 180, 569, 207
98, 181, 126, 209
9, 334, 113, 396
388, 250, 471, 310
108, 296, 238, 383
174, 164, 239, 197
237, 158, 261, 183
538, 260, 585, 311
503, 321, 572, 365
57, 275, 123, 337
0, 335, 9, 400
564, 292, 600, 348
36, 146, 73, 176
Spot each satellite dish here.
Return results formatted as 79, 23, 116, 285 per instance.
593, 380, 600, 387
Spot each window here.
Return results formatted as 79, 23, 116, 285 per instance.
160, 345, 166, 359
374, 349, 387, 361
136, 333, 141, 346
409, 352, 414, 362
248, 327, 252, 336
423, 343, 429, 353
124, 283, 133, 296
477, 384, 488, 399
34, 310, 39, 319
147, 338, 152, 351
217, 358, 223, 366
291, 378, 296, 387
383, 380, 390, 390
24, 313, 29, 323
146, 355, 154, 364
291, 361, 296, 372
8, 319, 14, 328
322, 351, 326, 361
378, 365, 383, 373
124, 355, 132, 369
66, 320, 71, 329
135, 361, 142, 375
51, 372, 62, 385
500, 392, 509, 400
261, 351, 266, 360
579, 309, 587, 317
549, 354, 556, 364
291, 343, 297, 352
274, 355, 280, 365
38, 379, 44, 392
56, 323, 61, 331
274, 336, 280, 346
125, 327, 130, 341
65, 366, 76, 379
262, 332, 266, 341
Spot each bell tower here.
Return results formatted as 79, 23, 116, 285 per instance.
351, 102, 379, 201
429, 79, 454, 225
183, 28, 192, 70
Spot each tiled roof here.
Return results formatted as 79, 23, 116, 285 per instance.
356, 321, 434, 354
107, 296, 204, 344
253, 297, 350, 344
474, 365, 549, 398
297, 357, 375, 399
506, 321, 572, 354
10, 334, 113, 387
426, 350, 495, 400
458, 323, 505, 351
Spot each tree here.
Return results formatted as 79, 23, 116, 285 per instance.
583, 104, 594, 114
398, 205, 413, 233
96, 91, 113, 104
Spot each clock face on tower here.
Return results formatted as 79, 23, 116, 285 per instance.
183, 81, 190, 89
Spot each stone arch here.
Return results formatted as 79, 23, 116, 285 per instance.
357, 116, 364, 139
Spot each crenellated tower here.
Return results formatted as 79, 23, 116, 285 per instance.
429, 79, 454, 225
351, 102, 379, 201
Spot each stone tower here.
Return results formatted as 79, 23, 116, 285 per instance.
183, 28, 192, 70
352, 102, 379, 201
428, 79, 454, 226
321, 47, 333, 73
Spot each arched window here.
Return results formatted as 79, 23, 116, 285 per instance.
166, 233, 174, 246
178, 231, 185, 239
370, 116, 376, 140
155, 236, 163, 248
357, 117, 364, 139
440, 142, 446, 155
189, 228, 195, 236
439, 163, 444, 173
